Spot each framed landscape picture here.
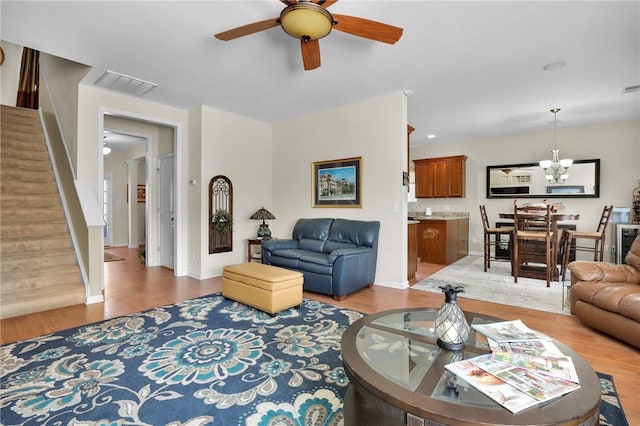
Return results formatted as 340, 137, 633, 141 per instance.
312, 157, 362, 207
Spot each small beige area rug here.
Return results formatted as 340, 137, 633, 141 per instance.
412, 255, 569, 315
104, 251, 125, 262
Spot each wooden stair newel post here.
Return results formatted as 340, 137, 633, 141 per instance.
209, 176, 233, 253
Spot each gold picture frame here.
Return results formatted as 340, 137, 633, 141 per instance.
312, 157, 362, 208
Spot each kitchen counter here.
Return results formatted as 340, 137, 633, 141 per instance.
409, 215, 462, 221
408, 211, 470, 221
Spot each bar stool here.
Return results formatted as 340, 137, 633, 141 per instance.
479, 205, 513, 272
513, 204, 554, 287
560, 205, 613, 281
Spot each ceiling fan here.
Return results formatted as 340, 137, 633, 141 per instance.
214, 0, 403, 71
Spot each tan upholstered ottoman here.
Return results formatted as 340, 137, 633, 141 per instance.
222, 263, 303, 314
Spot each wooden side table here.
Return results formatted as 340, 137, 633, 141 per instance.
247, 238, 263, 263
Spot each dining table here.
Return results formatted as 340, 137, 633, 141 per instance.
498, 211, 580, 281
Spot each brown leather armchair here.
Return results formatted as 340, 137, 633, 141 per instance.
568, 235, 640, 348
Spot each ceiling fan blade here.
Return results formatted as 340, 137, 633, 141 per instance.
332, 14, 403, 44
280, 0, 297, 5
214, 18, 280, 41
301, 39, 321, 70
317, 0, 338, 8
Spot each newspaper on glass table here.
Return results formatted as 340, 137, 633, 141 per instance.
472, 319, 552, 343
444, 358, 541, 413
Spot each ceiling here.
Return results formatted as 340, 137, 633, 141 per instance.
102, 130, 147, 152
2, 1, 639, 147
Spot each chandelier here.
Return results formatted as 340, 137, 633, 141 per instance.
539, 108, 572, 184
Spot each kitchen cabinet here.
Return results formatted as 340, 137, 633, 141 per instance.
414, 155, 467, 198
417, 217, 469, 265
408, 221, 418, 281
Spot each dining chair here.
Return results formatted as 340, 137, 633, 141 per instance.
479, 205, 513, 272
513, 204, 554, 287
559, 205, 613, 281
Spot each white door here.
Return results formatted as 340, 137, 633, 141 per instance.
103, 173, 113, 247
158, 154, 175, 269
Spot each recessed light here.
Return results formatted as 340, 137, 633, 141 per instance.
543, 61, 567, 71
427, 134, 436, 139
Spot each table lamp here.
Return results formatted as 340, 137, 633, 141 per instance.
250, 207, 276, 240
434, 284, 470, 351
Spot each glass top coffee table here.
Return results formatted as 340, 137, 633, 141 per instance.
341, 308, 601, 426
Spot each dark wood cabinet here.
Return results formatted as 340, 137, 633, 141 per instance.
414, 155, 467, 198
408, 222, 418, 281
417, 218, 469, 265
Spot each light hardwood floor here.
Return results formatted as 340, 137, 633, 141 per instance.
1, 247, 638, 424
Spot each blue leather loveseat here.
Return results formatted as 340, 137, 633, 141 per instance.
261, 218, 380, 300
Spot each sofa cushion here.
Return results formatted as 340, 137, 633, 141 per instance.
619, 292, 640, 322
324, 240, 357, 252
293, 218, 333, 241
299, 238, 326, 252
324, 219, 379, 253
299, 251, 332, 266
573, 281, 640, 319
272, 249, 305, 260
298, 260, 333, 275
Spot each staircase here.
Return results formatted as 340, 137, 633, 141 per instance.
1, 105, 85, 319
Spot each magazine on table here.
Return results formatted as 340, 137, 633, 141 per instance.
468, 354, 581, 402
472, 319, 552, 343
444, 359, 541, 413
487, 338, 564, 357
490, 351, 580, 383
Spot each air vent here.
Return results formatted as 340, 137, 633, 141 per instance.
623, 84, 640, 94
95, 70, 157, 97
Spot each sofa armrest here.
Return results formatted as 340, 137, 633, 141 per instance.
328, 247, 370, 263
568, 261, 640, 284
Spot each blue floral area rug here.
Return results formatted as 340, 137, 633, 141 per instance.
598, 372, 629, 426
0, 295, 363, 425
0, 294, 629, 425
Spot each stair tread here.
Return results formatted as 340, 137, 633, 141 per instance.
1, 265, 81, 283
3, 283, 85, 298
1, 285, 85, 319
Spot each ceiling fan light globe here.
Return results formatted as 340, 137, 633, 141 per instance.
280, 3, 333, 41
539, 160, 552, 168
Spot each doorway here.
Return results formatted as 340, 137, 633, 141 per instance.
101, 114, 176, 271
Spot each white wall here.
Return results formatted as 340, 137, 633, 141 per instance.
40, 52, 91, 176
192, 105, 273, 279
77, 84, 189, 292
272, 92, 409, 288
411, 119, 640, 261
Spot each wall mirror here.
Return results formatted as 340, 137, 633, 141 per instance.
486, 159, 600, 199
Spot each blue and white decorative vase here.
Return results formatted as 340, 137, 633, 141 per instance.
434, 284, 470, 351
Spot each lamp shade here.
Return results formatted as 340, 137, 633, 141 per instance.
249, 207, 276, 222
250, 207, 276, 239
